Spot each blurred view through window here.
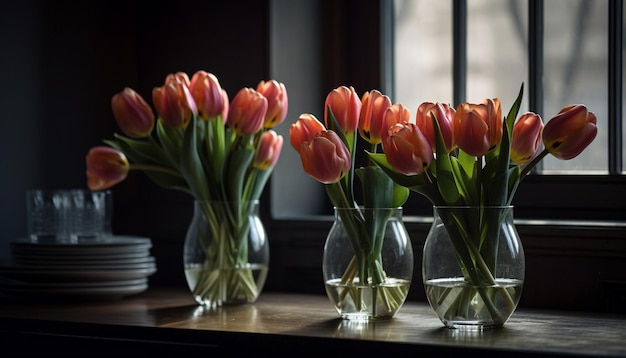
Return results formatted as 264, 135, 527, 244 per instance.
394, 0, 622, 174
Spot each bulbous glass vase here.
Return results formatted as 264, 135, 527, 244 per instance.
183, 200, 269, 308
423, 206, 525, 329
322, 207, 414, 320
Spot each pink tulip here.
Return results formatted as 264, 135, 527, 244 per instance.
254, 130, 283, 170
358, 90, 393, 144
511, 112, 544, 165
415, 101, 456, 153
111, 87, 155, 138
542, 104, 598, 160
454, 98, 502, 156
382, 122, 433, 176
324, 86, 361, 135
257, 80, 289, 128
152, 73, 198, 128
227, 88, 268, 135
298, 130, 351, 184
85, 146, 129, 190
189, 70, 228, 122
289, 113, 326, 152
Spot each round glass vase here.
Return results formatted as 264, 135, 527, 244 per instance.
183, 200, 269, 308
423, 206, 525, 329
322, 206, 414, 320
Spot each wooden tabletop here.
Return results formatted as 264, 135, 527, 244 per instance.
0, 287, 625, 356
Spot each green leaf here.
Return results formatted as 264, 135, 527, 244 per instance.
355, 166, 394, 209
156, 119, 184, 163
180, 115, 210, 200
450, 156, 478, 205
367, 152, 428, 188
432, 115, 459, 205
224, 144, 254, 202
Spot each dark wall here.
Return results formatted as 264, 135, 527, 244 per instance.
0, 0, 271, 288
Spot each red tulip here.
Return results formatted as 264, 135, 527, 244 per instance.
227, 88, 268, 135
189, 70, 228, 122
254, 130, 283, 170
111, 88, 155, 138
454, 98, 502, 156
415, 102, 456, 153
257, 80, 289, 128
511, 112, 544, 165
152, 73, 198, 128
382, 122, 433, 176
324, 86, 361, 135
289, 113, 326, 152
542, 104, 597, 160
85, 146, 129, 191
358, 90, 393, 144
298, 130, 351, 184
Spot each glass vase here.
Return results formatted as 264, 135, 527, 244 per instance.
183, 200, 269, 308
423, 206, 525, 329
323, 207, 413, 320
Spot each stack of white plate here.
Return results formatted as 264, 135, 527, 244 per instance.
0, 236, 156, 300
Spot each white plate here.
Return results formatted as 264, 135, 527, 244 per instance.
10, 236, 152, 256
0, 277, 148, 288
0, 264, 157, 282
13, 255, 156, 267
0, 283, 148, 298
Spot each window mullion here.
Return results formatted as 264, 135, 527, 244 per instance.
608, 0, 623, 174
528, 0, 544, 172
453, 0, 467, 106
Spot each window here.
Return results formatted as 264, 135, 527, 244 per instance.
270, 0, 625, 222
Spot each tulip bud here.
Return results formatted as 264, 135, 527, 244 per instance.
257, 80, 289, 128
289, 113, 326, 152
298, 130, 351, 184
152, 75, 198, 128
511, 112, 544, 165
454, 98, 502, 156
111, 88, 155, 138
382, 122, 433, 176
86, 146, 129, 191
254, 130, 283, 170
189, 70, 228, 122
227, 88, 268, 135
542, 104, 597, 160
415, 102, 456, 153
382, 103, 411, 136
358, 90, 393, 144
324, 86, 361, 135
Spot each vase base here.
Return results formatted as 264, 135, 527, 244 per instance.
185, 264, 268, 307
325, 278, 410, 320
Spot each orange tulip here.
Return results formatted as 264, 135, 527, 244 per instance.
189, 70, 228, 122
358, 90, 393, 144
324, 86, 361, 135
298, 130, 351, 184
227, 88, 268, 135
542, 104, 597, 160
454, 98, 502, 156
152, 73, 198, 128
85, 146, 129, 191
257, 80, 289, 128
415, 102, 456, 153
382, 122, 433, 176
111, 87, 155, 138
289, 113, 326, 152
511, 112, 544, 165
253, 130, 283, 170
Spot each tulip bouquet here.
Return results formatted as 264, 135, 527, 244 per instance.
367, 84, 598, 324
290, 86, 413, 317
86, 70, 287, 305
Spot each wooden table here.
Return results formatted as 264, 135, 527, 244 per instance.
0, 287, 624, 356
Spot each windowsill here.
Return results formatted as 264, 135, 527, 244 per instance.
0, 287, 625, 356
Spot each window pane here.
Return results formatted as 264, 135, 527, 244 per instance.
542, 0, 608, 173
393, 0, 453, 110
466, 0, 528, 111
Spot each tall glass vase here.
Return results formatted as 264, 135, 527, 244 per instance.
183, 200, 269, 308
323, 207, 413, 320
423, 206, 524, 329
